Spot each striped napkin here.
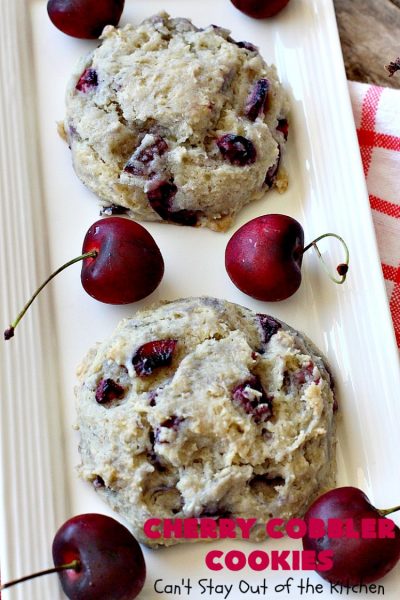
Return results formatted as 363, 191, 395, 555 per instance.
349, 81, 400, 348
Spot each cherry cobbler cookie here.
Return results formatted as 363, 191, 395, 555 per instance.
75, 297, 336, 547
62, 12, 289, 231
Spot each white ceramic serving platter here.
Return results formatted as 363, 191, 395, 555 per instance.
1, 0, 400, 598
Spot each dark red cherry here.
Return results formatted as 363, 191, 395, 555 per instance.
52, 513, 146, 600
232, 375, 273, 423
230, 0, 291, 19
217, 134, 256, 166
95, 379, 125, 404
47, 0, 125, 39
81, 217, 164, 304
76, 68, 98, 93
303, 487, 400, 585
146, 181, 198, 226
257, 314, 282, 343
1, 513, 146, 599
124, 136, 168, 177
225, 214, 349, 302
225, 214, 304, 301
132, 339, 177, 376
244, 79, 269, 121
4, 217, 164, 339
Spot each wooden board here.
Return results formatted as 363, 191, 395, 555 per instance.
334, 0, 400, 88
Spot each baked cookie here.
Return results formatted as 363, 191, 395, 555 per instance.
62, 13, 289, 231
75, 297, 336, 547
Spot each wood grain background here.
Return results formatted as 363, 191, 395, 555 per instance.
333, 0, 400, 88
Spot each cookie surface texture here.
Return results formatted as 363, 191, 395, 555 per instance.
64, 13, 289, 230
76, 297, 336, 547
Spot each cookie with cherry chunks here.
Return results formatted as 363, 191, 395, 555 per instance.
75, 297, 336, 547
62, 12, 289, 231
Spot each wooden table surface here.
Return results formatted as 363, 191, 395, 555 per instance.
333, 0, 400, 88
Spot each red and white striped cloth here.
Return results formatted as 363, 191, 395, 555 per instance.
349, 81, 400, 349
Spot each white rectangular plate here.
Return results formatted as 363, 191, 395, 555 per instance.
1, 1, 400, 598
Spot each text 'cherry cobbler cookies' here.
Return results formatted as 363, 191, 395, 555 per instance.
62, 12, 289, 231
75, 297, 336, 547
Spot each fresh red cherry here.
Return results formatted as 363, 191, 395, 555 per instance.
225, 214, 303, 301
230, 0, 291, 19
53, 514, 146, 599
303, 487, 400, 585
225, 214, 349, 302
47, 0, 125, 39
4, 217, 164, 339
1, 513, 146, 599
81, 217, 164, 304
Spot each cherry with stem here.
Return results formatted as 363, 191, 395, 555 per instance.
1, 513, 146, 599
225, 214, 349, 302
4, 217, 165, 341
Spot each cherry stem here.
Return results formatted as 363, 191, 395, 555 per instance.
378, 504, 400, 517
0, 559, 81, 591
302, 233, 349, 284
4, 250, 97, 341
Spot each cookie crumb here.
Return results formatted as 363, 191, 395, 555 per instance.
57, 120, 67, 142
